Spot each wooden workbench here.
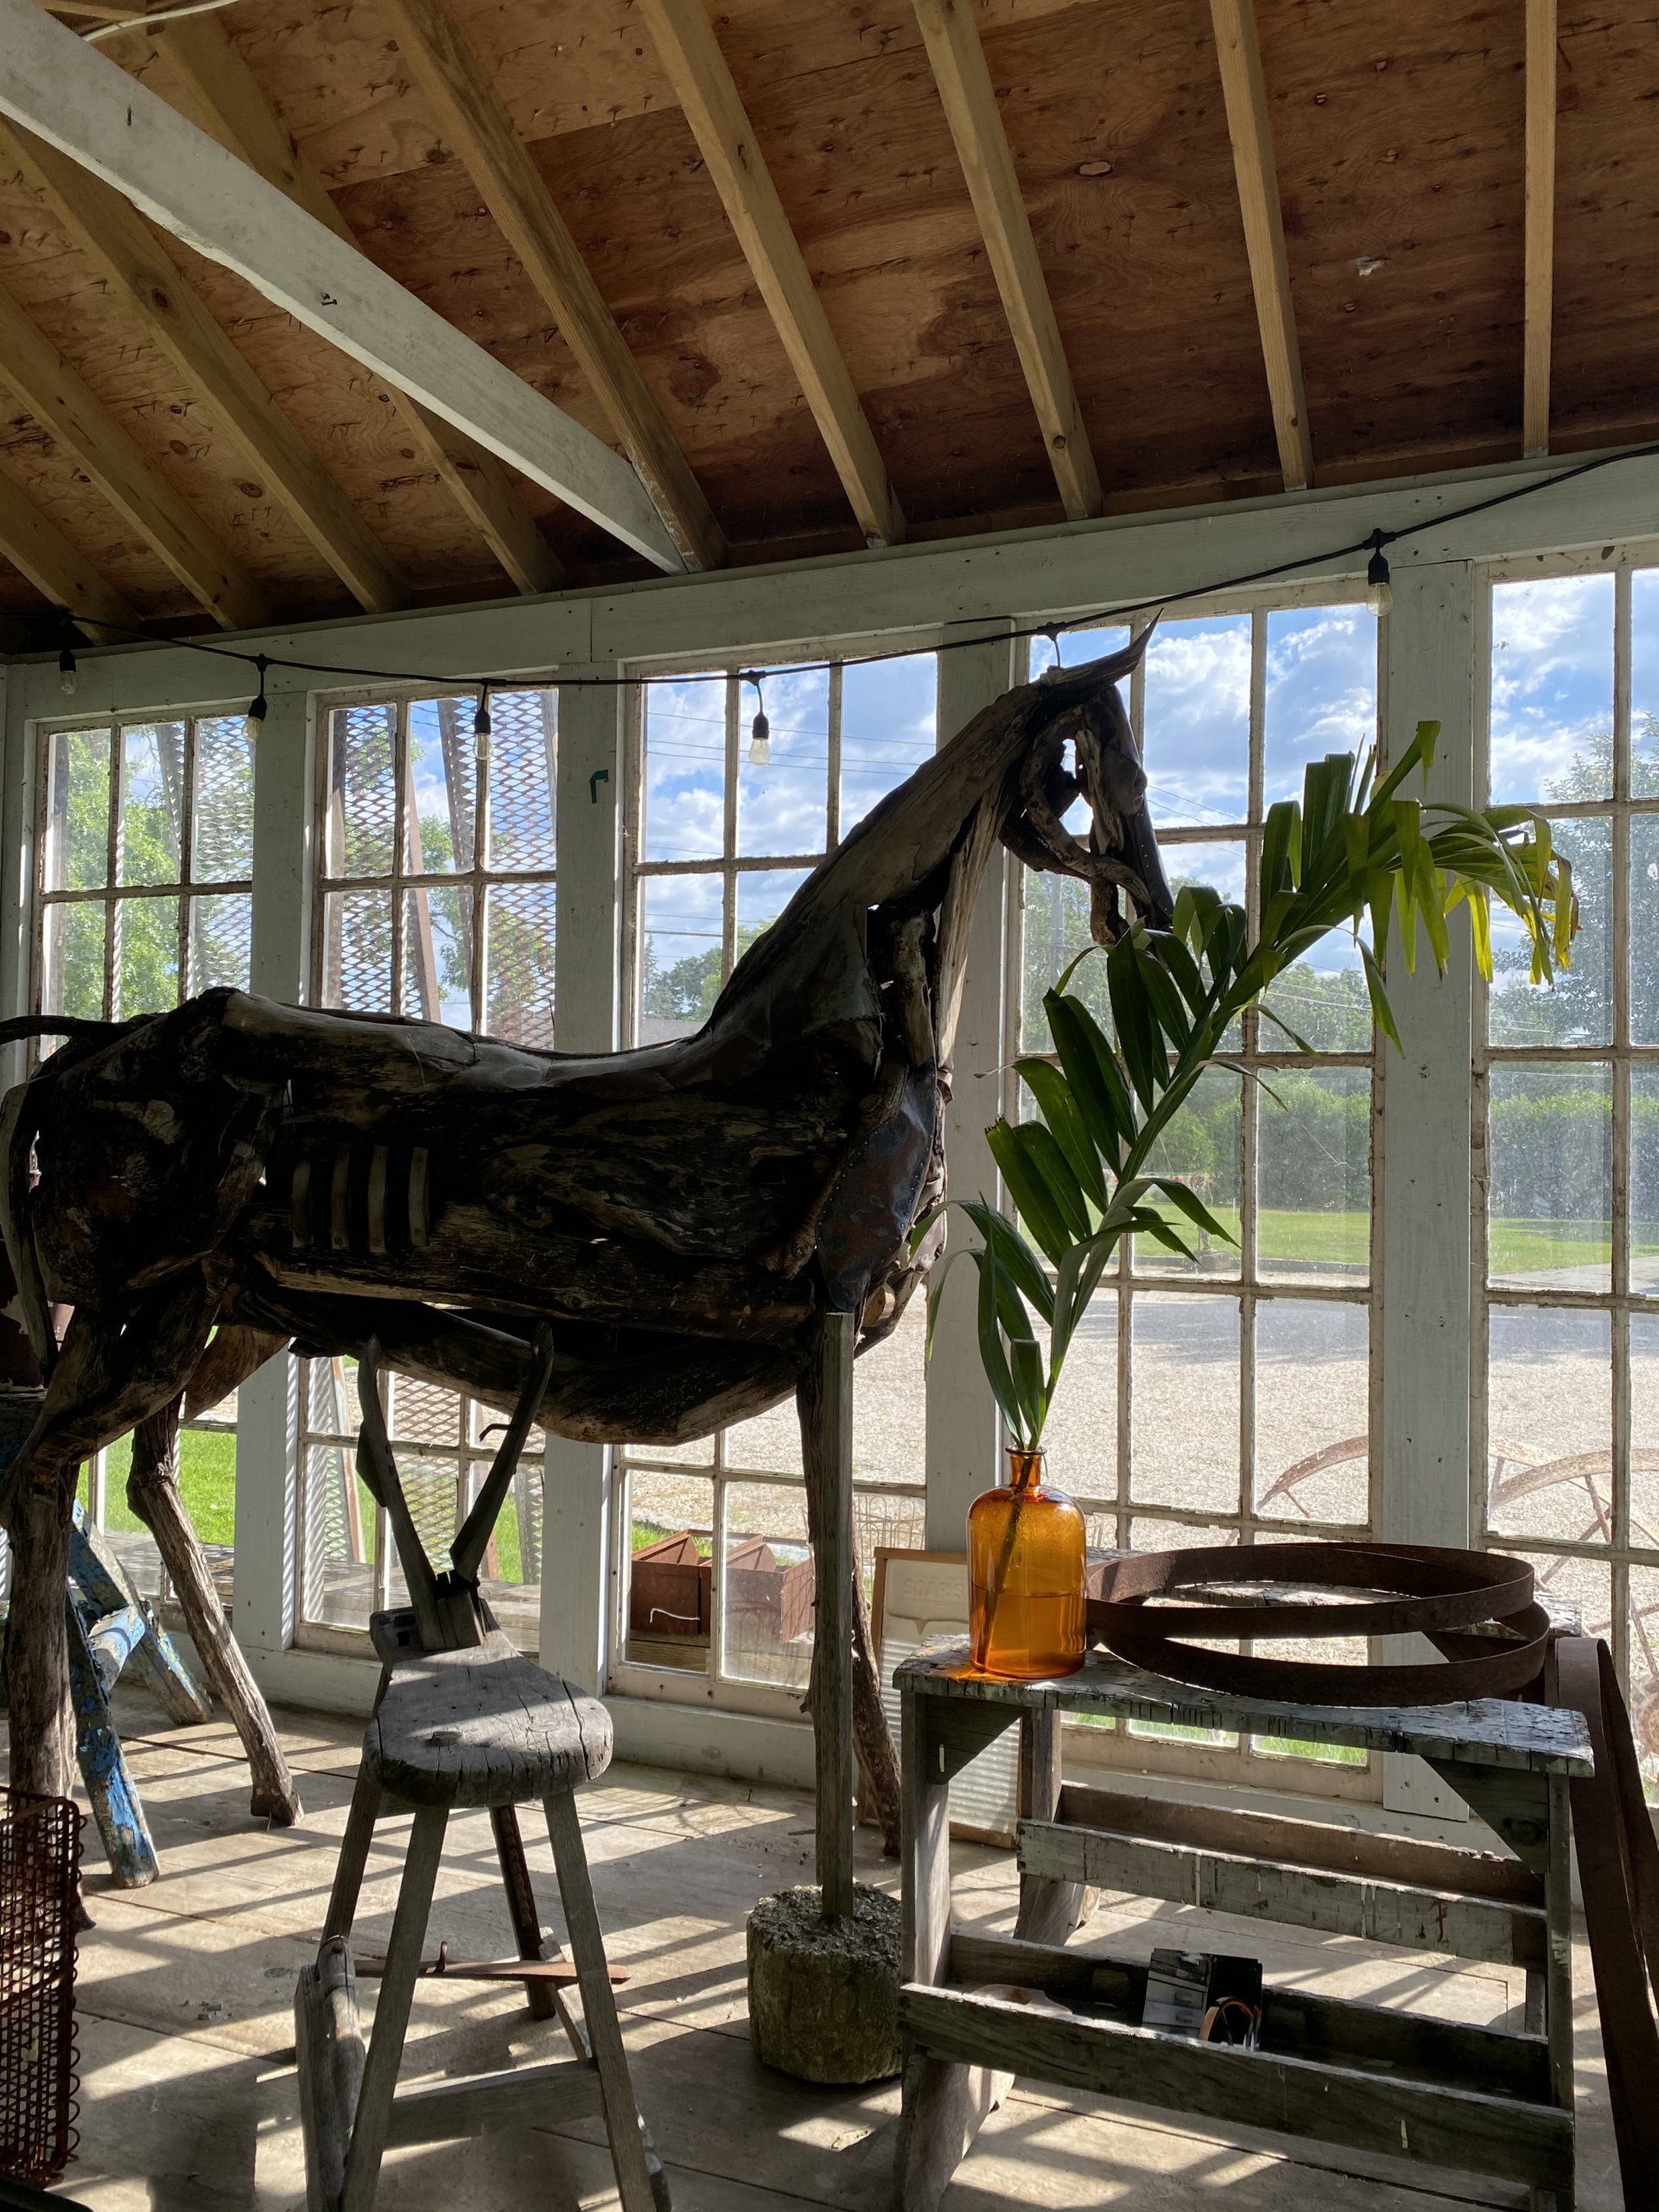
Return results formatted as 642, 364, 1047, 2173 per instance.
894, 1638, 1591, 2212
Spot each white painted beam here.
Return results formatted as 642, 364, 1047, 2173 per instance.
0, 0, 684, 574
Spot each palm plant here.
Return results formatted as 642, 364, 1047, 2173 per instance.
925, 721, 1576, 1449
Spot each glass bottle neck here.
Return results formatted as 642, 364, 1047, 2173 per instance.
1006, 1446, 1046, 1491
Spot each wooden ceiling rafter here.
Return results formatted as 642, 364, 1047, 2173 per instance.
375, 0, 727, 572
0, 276, 270, 629
1208, 0, 1313, 493
0, 0, 687, 574
911, 0, 1103, 524
637, 0, 904, 549
1523, 0, 1556, 458
0, 462, 141, 633
141, 10, 563, 594
2, 118, 411, 614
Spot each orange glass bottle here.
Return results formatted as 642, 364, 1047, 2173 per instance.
967, 1446, 1086, 1680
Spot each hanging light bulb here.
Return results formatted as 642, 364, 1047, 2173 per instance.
243, 654, 269, 741
58, 644, 77, 696
473, 683, 492, 763
745, 674, 770, 766
1364, 530, 1394, 620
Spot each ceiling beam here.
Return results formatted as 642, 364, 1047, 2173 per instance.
2, 118, 410, 615
143, 11, 563, 594
0, 278, 270, 630
1208, 0, 1313, 492
375, 0, 725, 572
638, 0, 903, 548
1523, 0, 1556, 458
0, 464, 142, 633
912, 0, 1101, 522
0, 0, 686, 575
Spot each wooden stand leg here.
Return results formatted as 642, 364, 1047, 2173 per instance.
0, 1471, 77, 1800
800, 1312, 858, 1919
1014, 1709, 1090, 1947
325, 1764, 385, 1945
126, 1402, 302, 1825
1532, 1768, 1575, 2212
490, 1803, 557, 2024
894, 1686, 1010, 2212
340, 1804, 448, 2212
544, 1789, 662, 2212
65, 1598, 158, 1886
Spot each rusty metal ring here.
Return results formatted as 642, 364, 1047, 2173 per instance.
1085, 1541, 1548, 1706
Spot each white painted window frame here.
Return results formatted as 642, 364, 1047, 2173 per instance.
3, 451, 1656, 1810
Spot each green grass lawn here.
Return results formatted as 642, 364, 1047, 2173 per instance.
1142, 1208, 1659, 1274
79, 1427, 238, 1548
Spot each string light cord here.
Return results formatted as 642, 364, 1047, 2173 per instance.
23, 437, 1659, 699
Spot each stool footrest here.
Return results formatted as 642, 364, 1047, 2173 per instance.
385, 2056, 605, 2147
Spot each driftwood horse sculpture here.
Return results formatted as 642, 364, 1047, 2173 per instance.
0, 640, 1170, 1835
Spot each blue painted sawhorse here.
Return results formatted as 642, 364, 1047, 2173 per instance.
63, 1503, 212, 1886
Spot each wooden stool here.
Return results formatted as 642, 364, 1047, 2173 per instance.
295, 1332, 668, 2212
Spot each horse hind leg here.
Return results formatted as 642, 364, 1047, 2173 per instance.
125, 1398, 302, 1825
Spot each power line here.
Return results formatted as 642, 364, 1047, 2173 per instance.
30, 441, 1659, 709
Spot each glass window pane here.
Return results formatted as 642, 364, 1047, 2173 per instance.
388, 1371, 462, 1447
639, 874, 723, 1043
1487, 1306, 1612, 1544
188, 893, 251, 995
1039, 1294, 1117, 1510
1137, 1069, 1240, 1280
1634, 569, 1659, 793
721, 1480, 812, 1690
119, 723, 185, 885
853, 1294, 928, 1491
192, 715, 254, 881
404, 697, 476, 875
323, 887, 394, 1011
1262, 939, 1373, 1052
723, 1388, 803, 1479
1488, 1063, 1611, 1292
484, 880, 556, 1048
114, 894, 179, 1016
1263, 605, 1376, 807
1633, 817, 1659, 1046
46, 726, 111, 891
1129, 1292, 1239, 1515
1520, 1548, 1611, 1650
1254, 1300, 1369, 1524
383, 1452, 462, 1604
738, 666, 828, 858
644, 674, 726, 863
402, 884, 472, 1027
301, 1439, 376, 1630
485, 689, 556, 872
1257, 1066, 1371, 1286
41, 899, 105, 1020
841, 653, 936, 835
1631, 1315, 1659, 1560
327, 702, 397, 877
1636, 1070, 1659, 1296
1494, 815, 1611, 1046
736, 868, 810, 957
1489, 574, 1614, 805
1141, 614, 1250, 830
625, 1467, 712, 1670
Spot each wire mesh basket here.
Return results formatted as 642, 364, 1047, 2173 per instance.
0, 1787, 81, 2186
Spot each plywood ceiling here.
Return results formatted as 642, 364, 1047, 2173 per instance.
0, 0, 1653, 634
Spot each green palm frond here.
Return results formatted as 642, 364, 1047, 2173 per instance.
923, 722, 1575, 1448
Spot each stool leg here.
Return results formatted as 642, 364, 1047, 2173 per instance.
544, 1790, 662, 2212
489, 1804, 558, 2024
340, 1804, 448, 2212
324, 1764, 385, 1945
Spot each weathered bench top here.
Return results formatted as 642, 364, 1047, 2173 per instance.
368, 1629, 614, 1807
895, 1637, 1592, 1775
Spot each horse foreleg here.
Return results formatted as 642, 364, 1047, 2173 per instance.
126, 1399, 302, 1826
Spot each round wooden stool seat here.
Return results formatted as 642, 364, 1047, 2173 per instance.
365, 1628, 613, 1808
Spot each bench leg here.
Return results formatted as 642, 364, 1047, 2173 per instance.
893, 2051, 1011, 2212
324, 1764, 385, 1946
544, 1789, 664, 2212
340, 1803, 447, 2212
490, 1803, 558, 2024
1014, 1709, 1090, 1946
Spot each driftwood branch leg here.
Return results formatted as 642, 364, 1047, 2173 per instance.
125, 1399, 302, 1825
798, 1316, 901, 1866
489, 1802, 558, 2024
1, 1470, 77, 1799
